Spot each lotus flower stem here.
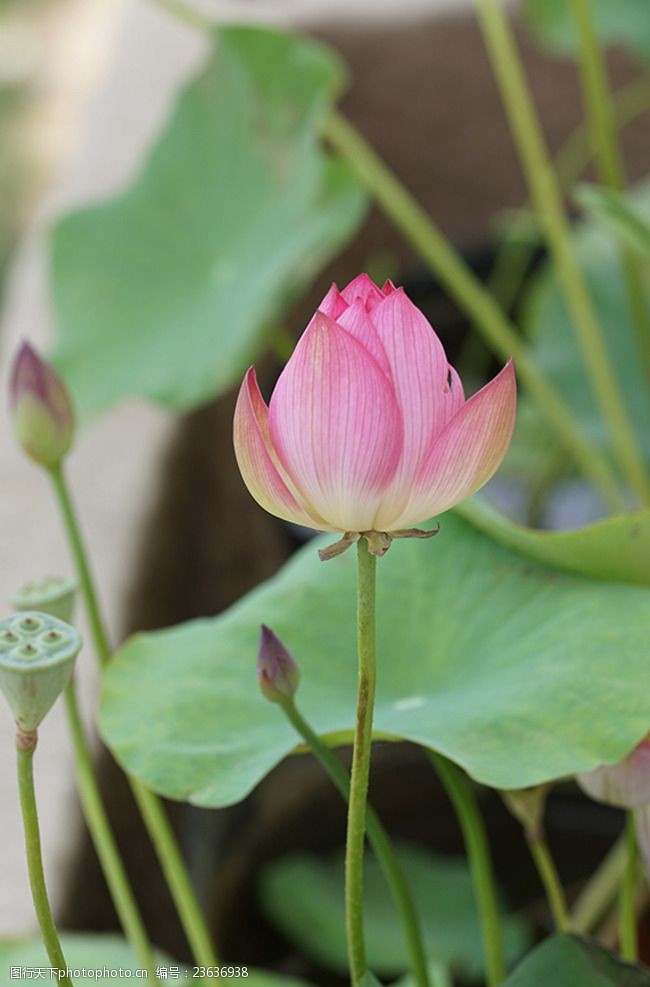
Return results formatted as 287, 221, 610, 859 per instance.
620, 812, 639, 961
63, 681, 159, 982
427, 752, 505, 987
484, 75, 650, 334
571, 834, 627, 934
570, 0, 650, 389
281, 698, 431, 987
475, 0, 649, 506
345, 539, 378, 984
16, 734, 73, 986
48, 464, 220, 979
527, 837, 570, 933
321, 112, 623, 510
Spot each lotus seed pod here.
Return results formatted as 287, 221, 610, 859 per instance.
0, 612, 81, 731
11, 577, 77, 623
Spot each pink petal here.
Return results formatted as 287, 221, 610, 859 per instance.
233, 368, 330, 530
318, 283, 348, 320
337, 300, 392, 376
381, 279, 397, 295
387, 360, 516, 529
577, 739, 650, 809
269, 312, 403, 532
341, 273, 385, 310
370, 289, 465, 527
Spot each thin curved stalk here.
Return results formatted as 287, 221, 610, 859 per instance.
63, 683, 159, 981
427, 752, 505, 987
528, 837, 570, 932
620, 812, 638, 961
49, 464, 220, 978
17, 739, 73, 986
475, 0, 649, 505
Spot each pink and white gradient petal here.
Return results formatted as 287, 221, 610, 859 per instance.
577, 739, 650, 809
269, 312, 403, 532
388, 360, 516, 530
233, 369, 329, 530
370, 289, 465, 528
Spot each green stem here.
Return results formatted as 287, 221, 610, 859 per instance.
570, 0, 650, 388
475, 0, 649, 506
283, 700, 430, 987
571, 834, 626, 934
620, 812, 638, 962
48, 463, 220, 976
63, 682, 159, 982
50, 465, 110, 668
427, 752, 505, 987
528, 837, 571, 932
486, 76, 650, 319
129, 783, 220, 977
345, 539, 377, 984
322, 110, 623, 510
16, 738, 73, 987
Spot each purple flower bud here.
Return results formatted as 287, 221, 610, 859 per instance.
257, 625, 300, 704
10, 342, 74, 468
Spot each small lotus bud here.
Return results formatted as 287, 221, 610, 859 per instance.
0, 612, 81, 731
12, 576, 77, 624
576, 738, 650, 809
501, 784, 550, 841
10, 342, 74, 468
257, 625, 300, 704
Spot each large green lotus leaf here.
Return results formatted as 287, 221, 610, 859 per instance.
50, 27, 366, 417
259, 846, 528, 978
509, 183, 650, 477
0, 934, 310, 986
100, 513, 650, 806
522, 0, 650, 64
503, 934, 650, 986
457, 498, 650, 585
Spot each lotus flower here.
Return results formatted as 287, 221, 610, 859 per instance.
577, 737, 650, 809
234, 275, 516, 551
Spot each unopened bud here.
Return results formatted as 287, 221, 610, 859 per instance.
0, 612, 81, 731
10, 342, 74, 468
12, 576, 77, 623
576, 737, 650, 809
257, 625, 300, 704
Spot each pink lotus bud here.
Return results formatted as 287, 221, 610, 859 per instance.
10, 343, 74, 467
576, 737, 650, 809
257, 625, 300, 704
233, 275, 516, 537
